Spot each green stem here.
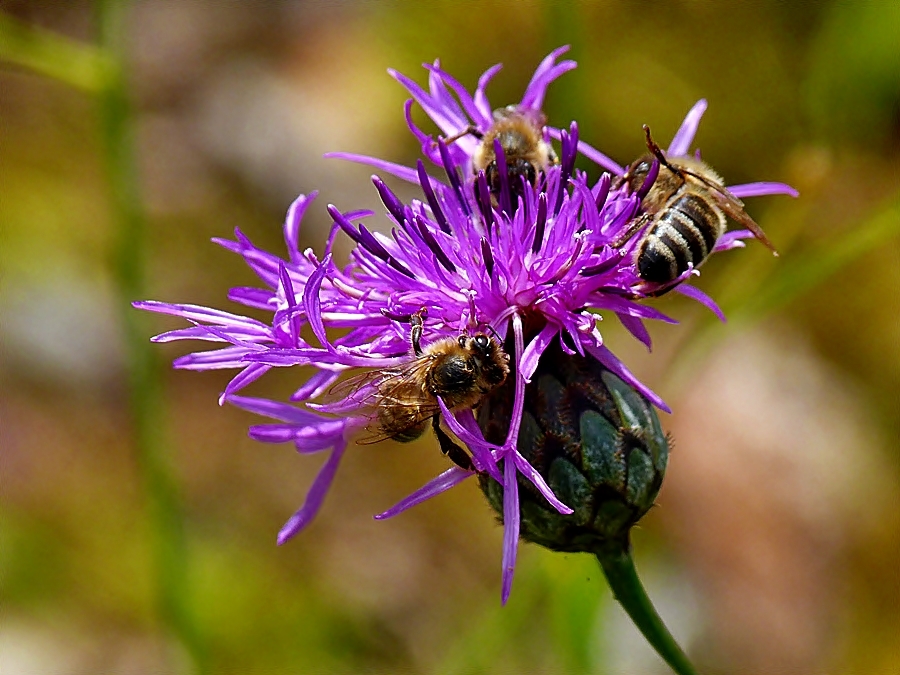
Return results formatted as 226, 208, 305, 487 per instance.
95, 2, 206, 671
0, 10, 115, 91
595, 539, 700, 675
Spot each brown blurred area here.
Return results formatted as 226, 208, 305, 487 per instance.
2, 2, 898, 674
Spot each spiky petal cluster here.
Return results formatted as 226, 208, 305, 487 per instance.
136, 47, 796, 602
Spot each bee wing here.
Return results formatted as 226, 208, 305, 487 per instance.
711, 186, 778, 254
324, 356, 442, 445
322, 367, 398, 408
324, 356, 433, 405
353, 398, 442, 446
680, 169, 778, 254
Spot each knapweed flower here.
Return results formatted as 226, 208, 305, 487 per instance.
135, 47, 797, 610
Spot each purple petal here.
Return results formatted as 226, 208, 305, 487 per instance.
388, 68, 466, 136
173, 346, 260, 370
219, 363, 271, 404
373, 467, 471, 520
500, 454, 520, 605
227, 394, 326, 425
504, 313, 527, 447
474, 63, 502, 123
151, 324, 269, 343
728, 181, 800, 199
618, 313, 652, 350
284, 192, 317, 263
714, 229, 752, 252
437, 399, 501, 482
276, 441, 347, 544
291, 370, 340, 402
586, 343, 670, 414
248, 421, 347, 452
455, 409, 502, 481
512, 452, 572, 515
668, 99, 707, 157
134, 300, 269, 329
674, 284, 727, 322
303, 254, 331, 349
520, 46, 576, 112
520, 322, 558, 382
228, 286, 276, 311
547, 128, 625, 175
423, 63, 492, 130
324, 152, 420, 184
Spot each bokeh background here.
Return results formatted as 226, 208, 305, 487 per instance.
2, 2, 898, 674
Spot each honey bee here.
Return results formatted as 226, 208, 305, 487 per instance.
618, 125, 777, 289
445, 106, 558, 206
330, 310, 510, 471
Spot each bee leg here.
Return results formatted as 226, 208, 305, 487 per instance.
609, 212, 652, 249
432, 414, 474, 472
441, 125, 484, 146
410, 308, 427, 356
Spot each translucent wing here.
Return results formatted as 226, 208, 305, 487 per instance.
323, 355, 442, 445
710, 185, 778, 254
679, 168, 778, 254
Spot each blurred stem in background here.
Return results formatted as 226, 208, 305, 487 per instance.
0, 6, 206, 672
94, 1, 207, 671
0, 10, 115, 92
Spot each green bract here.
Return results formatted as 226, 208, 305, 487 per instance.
478, 340, 668, 552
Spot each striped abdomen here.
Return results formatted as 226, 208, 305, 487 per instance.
636, 193, 724, 283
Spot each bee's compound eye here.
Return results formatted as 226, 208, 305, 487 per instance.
521, 160, 537, 186
474, 335, 489, 350
458, 335, 468, 348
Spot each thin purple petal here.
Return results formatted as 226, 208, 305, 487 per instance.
227, 394, 326, 425
276, 441, 347, 544
500, 454, 520, 605
219, 363, 271, 404
324, 152, 420, 184
547, 128, 625, 175
303, 254, 331, 349
291, 370, 340, 402
667, 99, 707, 157
373, 467, 471, 520
520, 46, 575, 112
586, 344, 670, 414
474, 63, 502, 124
512, 452, 573, 515
674, 284, 727, 322
728, 181, 800, 199
520, 322, 557, 383
284, 192, 317, 263
714, 229, 752, 252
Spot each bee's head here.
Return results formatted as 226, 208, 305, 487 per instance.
464, 333, 510, 390
460, 333, 492, 355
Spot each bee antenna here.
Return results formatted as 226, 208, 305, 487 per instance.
410, 308, 428, 356
643, 125, 678, 174
484, 324, 501, 342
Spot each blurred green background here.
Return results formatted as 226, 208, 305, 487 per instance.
2, 2, 898, 674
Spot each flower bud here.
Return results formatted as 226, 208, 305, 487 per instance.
477, 339, 669, 552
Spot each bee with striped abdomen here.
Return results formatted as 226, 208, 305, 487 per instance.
619, 125, 777, 290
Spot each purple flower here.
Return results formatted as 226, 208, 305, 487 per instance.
136, 47, 797, 603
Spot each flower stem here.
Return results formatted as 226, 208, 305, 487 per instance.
95, 1, 206, 671
595, 538, 700, 675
